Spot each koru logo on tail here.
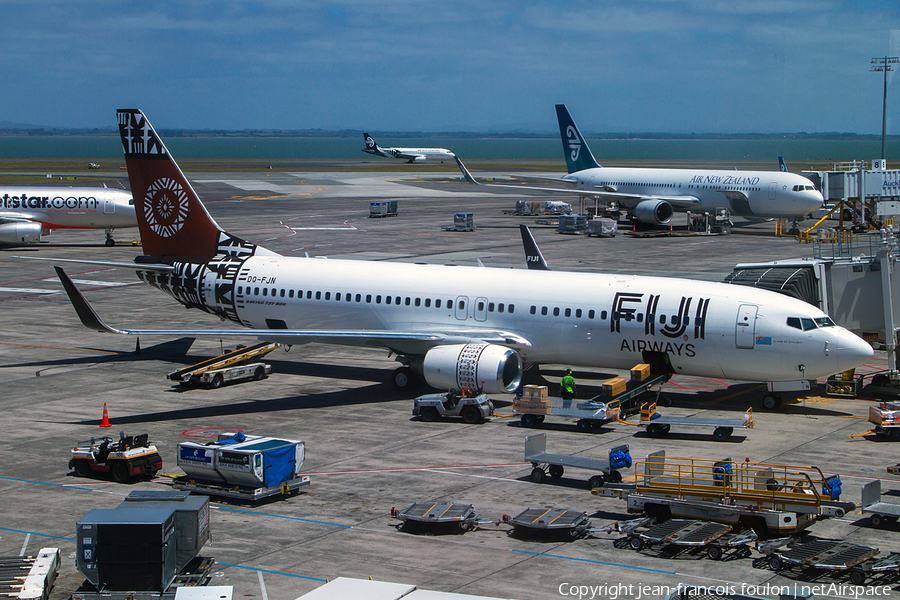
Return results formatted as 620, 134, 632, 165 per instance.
565, 125, 581, 162
144, 177, 189, 237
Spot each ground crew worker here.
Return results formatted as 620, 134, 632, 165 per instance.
560, 369, 576, 405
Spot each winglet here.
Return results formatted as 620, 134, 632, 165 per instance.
454, 157, 480, 185
520, 225, 550, 271
54, 266, 124, 334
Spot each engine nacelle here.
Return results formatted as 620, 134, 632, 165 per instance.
409, 156, 426, 163
633, 199, 674, 225
422, 343, 523, 394
0, 221, 42, 245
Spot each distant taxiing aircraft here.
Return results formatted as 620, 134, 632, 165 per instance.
0, 185, 136, 246
30, 109, 873, 408
362, 133, 455, 163
455, 105, 823, 229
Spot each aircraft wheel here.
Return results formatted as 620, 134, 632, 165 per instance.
788, 227, 800, 236
461, 406, 481, 424
531, 467, 546, 484
74, 460, 91, 478
420, 407, 439, 422
549, 465, 564, 479
762, 393, 782, 410
105, 238, 115, 247
391, 367, 414, 391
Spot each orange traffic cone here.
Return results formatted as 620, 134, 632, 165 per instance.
100, 403, 111, 427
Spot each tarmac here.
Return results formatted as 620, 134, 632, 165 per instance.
1, 168, 898, 600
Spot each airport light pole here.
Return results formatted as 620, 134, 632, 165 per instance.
871, 56, 899, 161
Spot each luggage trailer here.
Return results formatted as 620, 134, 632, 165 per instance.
623, 401, 754, 442
501, 508, 597, 540
524, 433, 632, 488
860, 479, 900, 528
612, 518, 758, 561
760, 538, 900, 586
391, 502, 493, 533
593, 451, 853, 538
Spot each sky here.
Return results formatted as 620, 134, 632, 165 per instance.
3, 1, 899, 134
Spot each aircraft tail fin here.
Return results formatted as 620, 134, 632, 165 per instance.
555, 104, 601, 173
363, 133, 381, 155
520, 225, 550, 271
778, 156, 787, 172
117, 109, 269, 261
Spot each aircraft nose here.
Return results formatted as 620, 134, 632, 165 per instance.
833, 329, 874, 371
801, 191, 824, 214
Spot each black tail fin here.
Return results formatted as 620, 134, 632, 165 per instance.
520, 225, 550, 270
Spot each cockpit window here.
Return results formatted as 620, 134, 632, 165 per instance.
787, 317, 818, 331
814, 316, 835, 328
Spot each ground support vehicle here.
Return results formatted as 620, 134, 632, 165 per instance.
524, 433, 632, 488
514, 372, 670, 432
174, 431, 309, 501
760, 538, 899, 586
0, 548, 59, 600
614, 518, 757, 560
593, 451, 854, 538
854, 402, 900, 440
861, 480, 900, 528
167, 342, 278, 388
368, 200, 398, 217
69, 433, 162, 483
391, 502, 491, 534
501, 508, 595, 540
171, 475, 310, 501
413, 392, 493, 424
71, 557, 216, 600
625, 401, 754, 441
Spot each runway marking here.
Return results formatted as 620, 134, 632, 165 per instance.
0, 287, 60, 294
510, 548, 677, 574
0, 526, 75, 542
216, 562, 326, 582
214, 506, 352, 529
0, 342, 120, 354
258, 570, 269, 600
278, 220, 360, 233
43, 277, 139, 287
305, 462, 530, 476
699, 384, 765, 407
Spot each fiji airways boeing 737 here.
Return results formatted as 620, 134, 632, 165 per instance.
362, 133, 455, 163
456, 105, 823, 230
35, 109, 872, 405
0, 185, 136, 246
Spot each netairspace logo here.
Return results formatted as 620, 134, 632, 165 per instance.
557, 582, 894, 599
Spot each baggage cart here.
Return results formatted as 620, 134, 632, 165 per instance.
615, 518, 757, 560
627, 401, 754, 441
391, 502, 491, 533
524, 433, 631, 488
860, 479, 900, 528
760, 537, 895, 586
167, 342, 278, 388
368, 200, 398, 217
501, 508, 594, 540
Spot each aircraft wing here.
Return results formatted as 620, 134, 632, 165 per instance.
396, 152, 426, 162
455, 158, 700, 207
16, 255, 175, 272
54, 267, 532, 352
0, 214, 37, 224
717, 189, 749, 203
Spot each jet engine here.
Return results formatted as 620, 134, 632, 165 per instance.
409, 156, 426, 163
421, 343, 523, 394
0, 221, 42, 245
633, 199, 674, 225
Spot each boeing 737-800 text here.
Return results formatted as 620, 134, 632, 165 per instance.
43, 109, 872, 402
0, 185, 136, 246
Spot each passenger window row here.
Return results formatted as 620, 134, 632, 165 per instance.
238, 285, 460, 310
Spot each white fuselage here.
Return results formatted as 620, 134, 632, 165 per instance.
162, 255, 872, 382
562, 167, 824, 218
0, 186, 136, 230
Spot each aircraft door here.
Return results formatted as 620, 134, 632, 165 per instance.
474, 297, 488, 322
735, 304, 758, 349
455, 296, 468, 320
104, 199, 115, 214
768, 182, 778, 201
